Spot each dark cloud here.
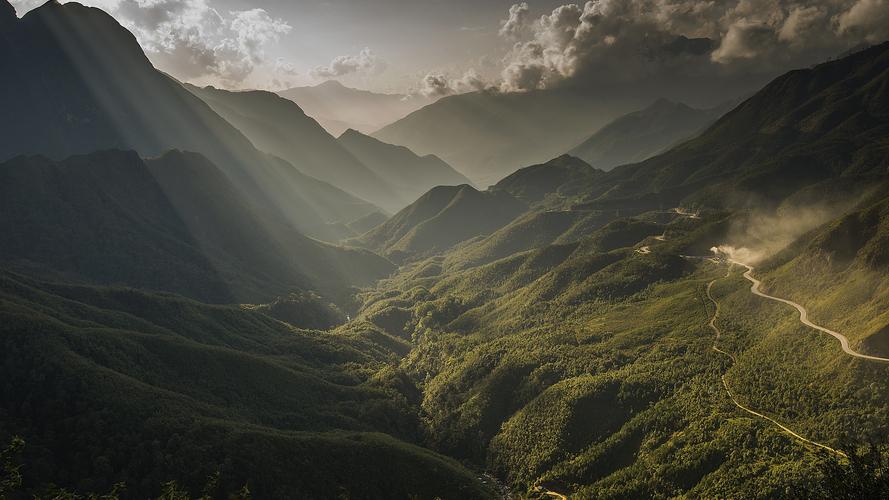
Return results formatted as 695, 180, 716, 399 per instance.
498, 0, 889, 92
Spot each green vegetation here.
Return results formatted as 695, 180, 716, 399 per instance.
351, 180, 889, 495
353, 184, 527, 262
2, 4, 889, 496
0, 270, 491, 498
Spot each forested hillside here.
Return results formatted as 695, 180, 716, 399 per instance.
2, 1, 889, 497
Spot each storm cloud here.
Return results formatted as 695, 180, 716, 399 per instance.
498, 0, 889, 92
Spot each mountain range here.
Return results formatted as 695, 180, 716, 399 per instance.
568, 98, 730, 171
2, 0, 889, 497
184, 84, 403, 213
279, 80, 433, 136
569, 42, 889, 212
372, 76, 763, 186
337, 129, 473, 204
0, 0, 379, 242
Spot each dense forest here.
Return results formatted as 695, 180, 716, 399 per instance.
2, 0, 889, 497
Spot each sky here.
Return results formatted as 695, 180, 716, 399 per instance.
10, 0, 889, 95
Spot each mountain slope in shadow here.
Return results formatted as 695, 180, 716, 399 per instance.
185, 84, 406, 213
579, 42, 889, 210
568, 98, 728, 171
0, 149, 394, 304
280, 80, 432, 136
338, 129, 473, 204
352, 185, 528, 262
0, 1, 374, 240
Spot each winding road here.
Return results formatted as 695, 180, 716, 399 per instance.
706, 270, 848, 458
534, 485, 568, 500
733, 262, 889, 364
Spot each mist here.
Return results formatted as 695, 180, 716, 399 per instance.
711, 195, 869, 265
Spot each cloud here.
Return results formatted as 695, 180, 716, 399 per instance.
46, 0, 292, 86
499, 2, 531, 39
419, 73, 451, 97
417, 69, 489, 97
496, 0, 889, 92
711, 20, 777, 63
311, 48, 386, 78
835, 0, 889, 43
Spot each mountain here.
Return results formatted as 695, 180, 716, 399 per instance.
0, 1, 375, 240
578, 42, 889, 211
347, 210, 390, 235
185, 84, 407, 213
346, 45, 889, 497
352, 185, 527, 262
0, 149, 394, 304
355, 187, 889, 497
372, 88, 644, 186
372, 74, 761, 187
279, 80, 433, 136
337, 129, 473, 204
758, 183, 889, 355
492, 154, 603, 205
568, 98, 728, 171
0, 269, 493, 498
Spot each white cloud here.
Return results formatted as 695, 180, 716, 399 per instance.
835, 0, 889, 43
417, 69, 489, 97
311, 47, 386, 78
499, 2, 531, 39
9, 0, 291, 86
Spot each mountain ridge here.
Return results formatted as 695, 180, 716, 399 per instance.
0, 0, 375, 240
568, 98, 728, 171
280, 80, 432, 136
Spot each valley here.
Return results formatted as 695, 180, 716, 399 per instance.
1, 1, 889, 498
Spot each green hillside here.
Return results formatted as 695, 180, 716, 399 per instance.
492, 154, 603, 206
354, 192, 889, 496
578, 42, 889, 211
352, 185, 527, 262
2, 1, 889, 496
0, 270, 492, 498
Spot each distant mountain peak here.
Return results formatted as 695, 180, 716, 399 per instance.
339, 128, 362, 139
317, 80, 346, 89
